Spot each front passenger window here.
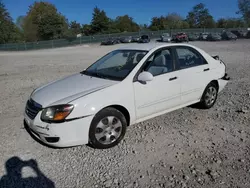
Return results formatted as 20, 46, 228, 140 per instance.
144, 49, 173, 76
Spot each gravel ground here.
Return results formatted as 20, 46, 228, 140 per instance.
0, 40, 250, 188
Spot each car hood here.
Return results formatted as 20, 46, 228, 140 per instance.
31, 73, 119, 107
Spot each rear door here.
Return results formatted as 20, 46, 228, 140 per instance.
173, 46, 212, 104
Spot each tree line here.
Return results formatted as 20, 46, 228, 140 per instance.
0, 0, 250, 44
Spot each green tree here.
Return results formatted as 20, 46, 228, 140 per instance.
181, 21, 190, 29
166, 13, 181, 29
237, 0, 250, 25
82, 24, 93, 35
149, 16, 167, 30
149, 17, 159, 30
69, 21, 81, 35
139, 24, 149, 31
22, 16, 38, 42
23, 1, 68, 41
0, 1, 23, 43
91, 6, 110, 34
217, 18, 245, 28
107, 19, 121, 33
165, 13, 190, 29
149, 14, 189, 30
114, 15, 139, 32
186, 3, 216, 28
16, 15, 25, 30
217, 18, 227, 28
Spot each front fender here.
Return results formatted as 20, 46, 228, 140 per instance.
66, 81, 136, 124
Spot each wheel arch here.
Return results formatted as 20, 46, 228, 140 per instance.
200, 80, 219, 100
210, 80, 219, 91
97, 105, 131, 126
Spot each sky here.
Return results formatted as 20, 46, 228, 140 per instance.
4, 0, 239, 25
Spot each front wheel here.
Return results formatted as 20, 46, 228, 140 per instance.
89, 107, 127, 149
199, 82, 218, 109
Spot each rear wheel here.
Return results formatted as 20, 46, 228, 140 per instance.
89, 107, 127, 149
199, 82, 218, 109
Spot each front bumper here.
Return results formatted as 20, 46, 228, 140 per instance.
162, 38, 171, 42
24, 111, 94, 147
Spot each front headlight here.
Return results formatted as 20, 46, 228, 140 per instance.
41, 104, 74, 123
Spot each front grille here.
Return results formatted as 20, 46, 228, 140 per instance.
25, 99, 42, 120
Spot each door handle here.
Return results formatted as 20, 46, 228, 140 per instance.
169, 77, 177, 81
203, 68, 210, 72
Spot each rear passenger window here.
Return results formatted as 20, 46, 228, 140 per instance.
176, 47, 206, 69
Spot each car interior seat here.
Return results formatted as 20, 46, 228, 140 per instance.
147, 55, 168, 76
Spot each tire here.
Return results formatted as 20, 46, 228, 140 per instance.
199, 82, 218, 109
89, 107, 127, 149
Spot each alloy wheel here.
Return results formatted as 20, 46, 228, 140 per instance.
95, 116, 122, 145
205, 86, 217, 106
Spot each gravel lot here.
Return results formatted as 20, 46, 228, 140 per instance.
0, 40, 250, 188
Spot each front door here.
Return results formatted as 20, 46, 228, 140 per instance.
133, 47, 181, 120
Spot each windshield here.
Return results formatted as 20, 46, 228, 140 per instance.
162, 33, 170, 37
212, 33, 220, 36
227, 32, 236, 37
141, 35, 149, 39
82, 50, 148, 81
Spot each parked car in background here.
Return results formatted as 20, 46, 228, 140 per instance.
246, 31, 250, 39
221, 31, 237, 40
138, 35, 150, 43
101, 38, 120, 45
120, 36, 132, 43
132, 36, 140, 42
188, 33, 200, 41
206, 33, 222, 41
231, 30, 247, 38
24, 43, 230, 149
172, 32, 189, 42
160, 33, 172, 42
199, 33, 210, 41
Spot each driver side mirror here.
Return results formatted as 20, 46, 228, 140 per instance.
137, 71, 153, 83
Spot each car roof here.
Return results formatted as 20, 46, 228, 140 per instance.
118, 43, 197, 51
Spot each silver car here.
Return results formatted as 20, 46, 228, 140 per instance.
160, 33, 172, 42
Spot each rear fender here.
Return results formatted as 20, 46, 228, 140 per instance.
211, 55, 230, 92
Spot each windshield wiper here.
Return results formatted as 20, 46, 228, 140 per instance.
81, 70, 109, 79
93, 72, 109, 79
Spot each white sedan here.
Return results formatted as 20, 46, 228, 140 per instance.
24, 43, 230, 149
